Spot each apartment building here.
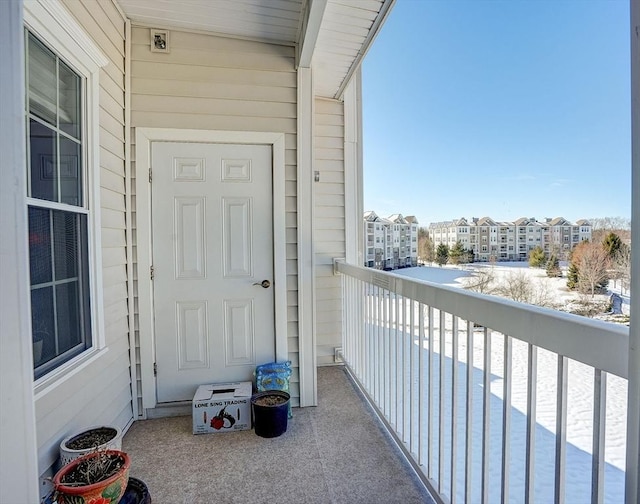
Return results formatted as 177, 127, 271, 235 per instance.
429, 216, 592, 262
364, 211, 418, 269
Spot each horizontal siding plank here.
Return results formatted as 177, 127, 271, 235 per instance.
132, 77, 296, 103
102, 227, 126, 248
100, 104, 125, 134
101, 207, 126, 230
101, 187, 125, 212
131, 28, 295, 56
316, 287, 342, 301
102, 264, 127, 288
100, 147, 125, 177
131, 94, 296, 119
62, 0, 125, 61
316, 124, 344, 138
315, 147, 344, 161
131, 61, 296, 88
131, 44, 294, 72
100, 71, 124, 108
316, 218, 346, 233
103, 298, 129, 328
100, 84, 125, 118
100, 126, 125, 159
315, 206, 345, 218
317, 298, 342, 313
315, 182, 344, 196
315, 136, 343, 149
315, 194, 344, 207
131, 111, 296, 133
87, 1, 125, 51
102, 283, 127, 307
314, 159, 343, 172
102, 245, 127, 268
101, 166, 125, 194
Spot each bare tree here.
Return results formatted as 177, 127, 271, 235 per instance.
496, 270, 557, 308
575, 242, 611, 297
590, 217, 632, 244
462, 267, 496, 294
418, 227, 434, 264
612, 243, 631, 295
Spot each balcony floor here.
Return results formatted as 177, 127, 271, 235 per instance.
122, 366, 434, 503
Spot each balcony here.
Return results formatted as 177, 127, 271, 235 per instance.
334, 260, 629, 504
122, 366, 434, 503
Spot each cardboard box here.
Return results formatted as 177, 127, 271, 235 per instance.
192, 381, 252, 434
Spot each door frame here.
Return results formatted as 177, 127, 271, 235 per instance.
135, 128, 287, 412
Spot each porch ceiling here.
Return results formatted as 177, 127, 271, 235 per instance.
116, 0, 393, 99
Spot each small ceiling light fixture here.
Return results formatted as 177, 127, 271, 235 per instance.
151, 29, 169, 53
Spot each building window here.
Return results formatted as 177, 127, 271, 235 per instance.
23, 0, 107, 384
26, 31, 92, 379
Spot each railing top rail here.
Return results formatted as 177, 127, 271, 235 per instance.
334, 259, 629, 379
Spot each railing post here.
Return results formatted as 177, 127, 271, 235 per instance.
627, 1, 640, 502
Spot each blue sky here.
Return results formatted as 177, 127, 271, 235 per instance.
362, 0, 631, 227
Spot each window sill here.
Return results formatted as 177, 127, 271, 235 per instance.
34, 346, 109, 400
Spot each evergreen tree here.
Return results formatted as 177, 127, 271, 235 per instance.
435, 243, 449, 267
528, 246, 546, 268
603, 232, 622, 259
449, 241, 466, 265
566, 262, 579, 290
546, 253, 561, 278
463, 248, 475, 264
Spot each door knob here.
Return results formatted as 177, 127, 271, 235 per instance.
253, 280, 271, 289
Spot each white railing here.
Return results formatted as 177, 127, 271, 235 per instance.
334, 260, 629, 504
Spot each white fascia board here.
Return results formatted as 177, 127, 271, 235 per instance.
297, 0, 328, 68
335, 0, 396, 100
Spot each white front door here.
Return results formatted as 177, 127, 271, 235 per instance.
151, 141, 275, 403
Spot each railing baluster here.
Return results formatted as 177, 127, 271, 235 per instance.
591, 369, 606, 504
465, 320, 474, 504
451, 316, 459, 502
396, 291, 401, 431
428, 306, 435, 480
525, 344, 538, 504
482, 328, 491, 504
555, 355, 568, 504
402, 298, 411, 447
359, 280, 365, 382
419, 302, 426, 468
410, 299, 416, 453
377, 286, 383, 407
366, 282, 371, 392
439, 310, 446, 493
383, 288, 390, 419
501, 335, 512, 504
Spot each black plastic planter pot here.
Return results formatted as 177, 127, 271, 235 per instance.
251, 390, 290, 438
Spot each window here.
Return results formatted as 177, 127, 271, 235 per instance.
24, 1, 106, 383
26, 31, 92, 379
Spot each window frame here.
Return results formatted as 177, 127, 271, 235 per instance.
24, 0, 108, 391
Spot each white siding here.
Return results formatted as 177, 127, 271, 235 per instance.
314, 98, 345, 365
129, 28, 302, 404
35, 0, 132, 480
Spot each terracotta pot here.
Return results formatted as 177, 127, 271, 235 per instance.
53, 449, 130, 504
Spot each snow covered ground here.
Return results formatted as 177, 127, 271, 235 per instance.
389, 264, 628, 503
